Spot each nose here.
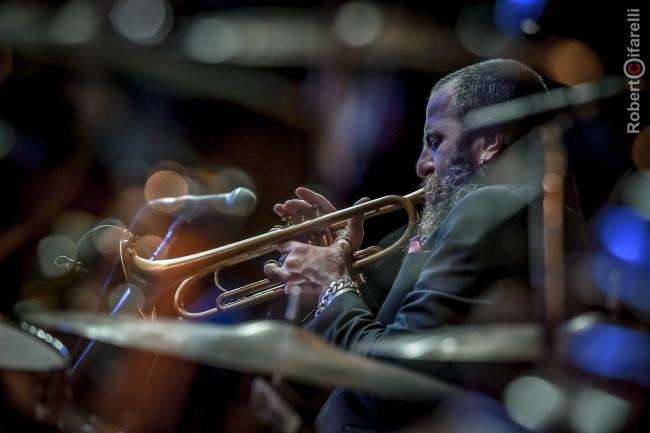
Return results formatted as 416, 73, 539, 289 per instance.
416, 147, 435, 178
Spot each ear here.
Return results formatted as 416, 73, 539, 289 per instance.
472, 133, 504, 164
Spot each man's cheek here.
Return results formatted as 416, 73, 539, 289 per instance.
434, 156, 448, 176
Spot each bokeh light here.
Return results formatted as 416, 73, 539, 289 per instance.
592, 205, 650, 312
48, 0, 98, 45
37, 234, 76, 278
207, 166, 256, 196
92, 219, 127, 256
569, 387, 630, 433
53, 210, 96, 245
333, 1, 384, 48
184, 17, 241, 64
134, 234, 166, 259
144, 169, 189, 213
545, 39, 604, 85
184, 176, 205, 197
182, 11, 323, 66
109, 0, 172, 45
494, 0, 547, 33
592, 253, 650, 312
229, 15, 271, 62
569, 322, 650, 386
504, 375, 565, 430
112, 186, 146, 223
12, 298, 49, 318
456, 3, 513, 57
620, 170, 650, 219
597, 207, 649, 264
520, 18, 540, 34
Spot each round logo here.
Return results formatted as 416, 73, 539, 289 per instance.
624, 58, 645, 79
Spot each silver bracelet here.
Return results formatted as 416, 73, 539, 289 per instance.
314, 278, 360, 318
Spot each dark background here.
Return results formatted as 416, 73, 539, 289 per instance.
0, 0, 648, 432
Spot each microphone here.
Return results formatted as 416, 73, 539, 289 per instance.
148, 187, 257, 217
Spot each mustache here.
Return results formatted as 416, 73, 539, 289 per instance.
416, 162, 481, 240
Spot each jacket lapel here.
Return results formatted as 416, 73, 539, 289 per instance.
375, 238, 433, 324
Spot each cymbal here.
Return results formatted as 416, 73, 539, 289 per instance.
0, 319, 68, 371
23, 311, 460, 401
355, 323, 543, 362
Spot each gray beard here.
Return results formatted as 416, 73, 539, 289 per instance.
415, 163, 481, 239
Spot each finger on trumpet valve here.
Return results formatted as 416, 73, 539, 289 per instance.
300, 207, 318, 245
264, 260, 280, 280
281, 215, 292, 227
309, 205, 334, 246
314, 226, 333, 246
301, 207, 333, 246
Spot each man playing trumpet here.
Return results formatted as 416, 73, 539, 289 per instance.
270, 59, 584, 433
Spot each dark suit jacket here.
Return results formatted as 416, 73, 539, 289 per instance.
305, 184, 584, 433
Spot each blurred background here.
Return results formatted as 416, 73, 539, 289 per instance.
0, 0, 648, 432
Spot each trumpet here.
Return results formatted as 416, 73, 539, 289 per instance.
120, 189, 425, 318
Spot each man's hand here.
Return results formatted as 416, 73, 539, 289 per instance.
274, 240, 351, 293
273, 187, 367, 251
269, 187, 367, 306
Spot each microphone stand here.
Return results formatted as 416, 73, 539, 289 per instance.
68, 187, 257, 376
68, 207, 186, 377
